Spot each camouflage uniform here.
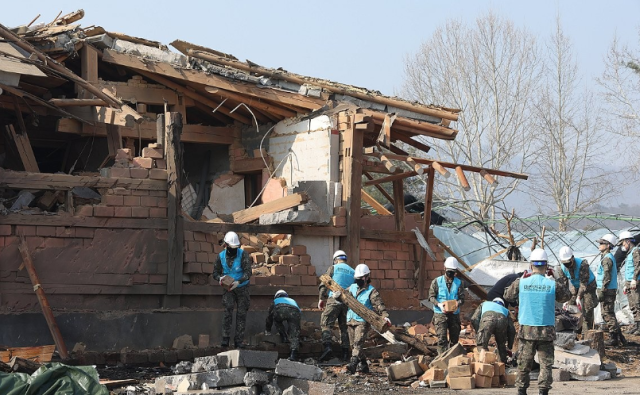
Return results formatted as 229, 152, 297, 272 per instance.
319, 265, 350, 348
428, 275, 467, 355
557, 259, 598, 334
347, 284, 389, 359
470, 303, 516, 363
266, 302, 301, 352
597, 252, 620, 334
212, 250, 252, 345
625, 247, 640, 324
504, 273, 571, 392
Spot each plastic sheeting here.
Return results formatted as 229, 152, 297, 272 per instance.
0, 363, 109, 395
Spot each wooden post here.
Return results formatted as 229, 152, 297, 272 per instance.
166, 112, 184, 295
105, 123, 122, 158
342, 120, 363, 267
5, 124, 39, 173
418, 166, 435, 298
79, 44, 98, 98
586, 330, 605, 360
392, 179, 405, 231
18, 238, 68, 360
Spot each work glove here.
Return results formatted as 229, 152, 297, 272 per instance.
576, 297, 582, 311
264, 331, 271, 336
624, 286, 629, 295
384, 317, 392, 327
318, 300, 326, 310
597, 289, 604, 302
522, 270, 533, 279
507, 349, 513, 357
632, 280, 637, 290
219, 275, 227, 286
333, 291, 341, 299
545, 268, 555, 280
562, 302, 569, 311
438, 302, 446, 311
229, 281, 239, 291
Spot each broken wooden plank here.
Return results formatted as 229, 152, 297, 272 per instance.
9, 357, 42, 374
18, 238, 68, 359
0, 168, 166, 190
165, 112, 184, 295
343, 124, 363, 267
48, 98, 107, 107
418, 167, 435, 299
361, 189, 392, 215
363, 171, 418, 187
99, 81, 179, 105
105, 123, 122, 157
365, 109, 458, 140
0, 345, 55, 364
392, 179, 405, 231
232, 193, 309, 224
206, 86, 295, 118
5, 124, 39, 172
230, 157, 271, 174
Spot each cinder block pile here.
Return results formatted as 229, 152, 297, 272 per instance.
154, 349, 334, 395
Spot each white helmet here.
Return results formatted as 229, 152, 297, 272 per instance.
444, 257, 458, 270
333, 250, 347, 261
619, 231, 635, 242
598, 233, 617, 247
493, 297, 505, 306
530, 248, 548, 265
354, 263, 370, 278
274, 289, 288, 299
558, 246, 574, 263
224, 231, 240, 248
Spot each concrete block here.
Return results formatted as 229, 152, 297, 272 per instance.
192, 355, 231, 372
570, 370, 611, 381
385, 360, 422, 380
133, 157, 154, 169
430, 380, 446, 388
473, 373, 492, 388
448, 364, 472, 378
218, 350, 279, 369
175, 386, 258, 395
275, 359, 323, 381
143, 147, 164, 159
418, 368, 444, 384
504, 373, 517, 386
276, 377, 335, 395
448, 355, 471, 367
551, 348, 601, 376
492, 374, 500, 387
473, 362, 494, 377
244, 369, 269, 387
282, 386, 304, 395
156, 368, 247, 391
447, 376, 475, 390
553, 368, 572, 382
429, 342, 465, 370
555, 331, 576, 350
478, 349, 497, 364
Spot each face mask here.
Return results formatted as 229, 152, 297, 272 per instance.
445, 270, 456, 278
564, 260, 573, 268
622, 245, 628, 252
355, 278, 366, 287
226, 246, 238, 256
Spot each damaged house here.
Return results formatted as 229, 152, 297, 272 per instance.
0, 10, 528, 358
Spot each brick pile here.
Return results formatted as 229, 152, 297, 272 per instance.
108, 145, 168, 178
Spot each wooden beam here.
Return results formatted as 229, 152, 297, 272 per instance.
418, 166, 435, 299
105, 123, 122, 158
392, 131, 431, 153
18, 238, 69, 360
102, 49, 325, 111
363, 171, 418, 187
455, 166, 471, 191
365, 110, 458, 140
362, 163, 403, 175
205, 87, 295, 118
5, 124, 39, 172
0, 83, 91, 124
48, 98, 107, 107
361, 189, 392, 215
99, 82, 180, 105
432, 161, 450, 178
79, 44, 98, 99
165, 112, 184, 295
392, 180, 405, 231
365, 152, 528, 180
231, 193, 309, 224
0, 168, 166, 190
187, 48, 458, 121
342, 123, 363, 267
406, 157, 424, 175
133, 69, 251, 124
363, 171, 394, 205
230, 157, 271, 174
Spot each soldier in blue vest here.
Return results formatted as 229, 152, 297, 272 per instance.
428, 257, 467, 355
620, 231, 640, 335
265, 290, 301, 361
318, 250, 355, 361
595, 233, 626, 347
212, 231, 252, 349
557, 246, 597, 335
504, 248, 571, 395
470, 297, 515, 364
345, 263, 391, 374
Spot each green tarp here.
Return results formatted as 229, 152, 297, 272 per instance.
0, 363, 109, 395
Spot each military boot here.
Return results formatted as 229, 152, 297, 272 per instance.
605, 331, 620, 347
234, 341, 246, 349
346, 356, 359, 374
221, 337, 230, 347
539, 389, 549, 395
619, 331, 628, 346
517, 388, 527, 395
341, 348, 350, 361
288, 349, 298, 361
279, 331, 289, 344
319, 344, 333, 361
356, 358, 369, 374
633, 322, 640, 335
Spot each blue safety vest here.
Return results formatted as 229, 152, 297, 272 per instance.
330, 263, 355, 298
518, 274, 556, 326
433, 276, 461, 315
220, 249, 249, 288
481, 301, 509, 317
346, 284, 374, 322
596, 252, 618, 290
625, 247, 639, 282
561, 258, 595, 289
274, 297, 300, 311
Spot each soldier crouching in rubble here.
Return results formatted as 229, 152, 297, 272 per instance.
557, 246, 598, 336
428, 257, 467, 355
345, 263, 391, 374
504, 248, 570, 395
471, 297, 515, 364
212, 231, 252, 349
265, 290, 301, 361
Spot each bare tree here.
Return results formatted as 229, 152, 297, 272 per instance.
527, 19, 609, 230
402, 13, 541, 221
